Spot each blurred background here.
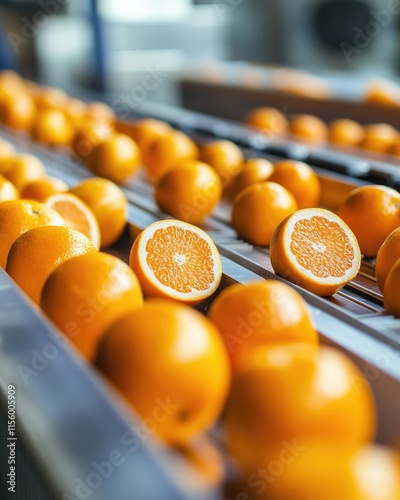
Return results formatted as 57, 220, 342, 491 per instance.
1, 0, 400, 107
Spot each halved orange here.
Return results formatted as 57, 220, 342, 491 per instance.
270, 208, 361, 296
44, 193, 100, 249
129, 219, 222, 304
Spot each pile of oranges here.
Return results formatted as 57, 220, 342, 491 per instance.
1, 70, 400, 498
245, 105, 400, 155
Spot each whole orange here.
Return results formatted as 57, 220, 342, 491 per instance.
289, 114, 328, 143
91, 133, 141, 184
21, 177, 68, 201
0, 199, 64, 268
0, 91, 36, 130
70, 177, 128, 247
359, 123, 398, 154
96, 299, 230, 445
230, 158, 274, 199
31, 109, 74, 147
207, 280, 317, 367
3, 154, 47, 191
245, 107, 288, 134
375, 228, 400, 292
337, 185, 400, 257
200, 140, 243, 196
268, 160, 321, 208
143, 129, 198, 181
6, 225, 96, 304
35, 86, 69, 111
383, 258, 400, 317
41, 252, 143, 361
154, 160, 222, 225
224, 343, 375, 471
128, 118, 171, 153
329, 118, 364, 147
231, 181, 298, 246
72, 121, 113, 165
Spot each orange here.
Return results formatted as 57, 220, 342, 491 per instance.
84, 101, 115, 127
20, 177, 68, 201
390, 136, 400, 156
268, 160, 321, 208
359, 124, 398, 154
383, 258, 400, 317
70, 178, 128, 248
6, 225, 96, 304
230, 439, 400, 500
0, 91, 36, 130
31, 109, 74, 147
376, 228, 400, 293
244, 107, 288, 135
41, 252, 143, 360
143, 129, 198, 181
44, 192, 101, 249
364, 80, 400, 107
207, 280, 318, 367
129, 219, 222, 304
200, 140, 243, 196
0, 174, 19, 203
128, 118, 171, 153
35, 86, 69, 111
0, 138, 15, 160
64, 98, 87, 124
0, 199, 64, 268
230, 158, 274, 199
223, 343, 375, 472
289, 114, 328, 143
270, 208, 361, 296
329, 118, 365, 147
154, 160, 222, 225
96, 299, 230, 445
71, 121, 113, 165
91, 133, 141, 184
337, 185, 400, 257
231, 181, 298, 246
3, 154, 47, 191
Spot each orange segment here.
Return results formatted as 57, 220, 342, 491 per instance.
270, 208, 361, 296
129, 219, 222, 304
44, 193, 100, 249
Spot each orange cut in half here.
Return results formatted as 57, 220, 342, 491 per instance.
44, 193, 101, 250
129, 219, 222, 304
270, 208, 361, 296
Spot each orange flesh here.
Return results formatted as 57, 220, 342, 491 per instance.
145, 226, 215, 293
50, 200, 90, 235
290, 216, 355, 278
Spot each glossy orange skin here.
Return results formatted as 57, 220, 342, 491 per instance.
0, 199, 64, 268
245, 107, 288, 135
91, 133, 141, 184
0, 174, 19, 203
96, 299, 231, 445
72, 121, 113, 166
31, 109, 74, 147
3, 154, 47, 191
143, 130, 198, 181
289, 114, 328, 143
229, 439, 400, 500
268, 160, 321, 209
375, 228, 400, 292
41, 252, 143, 361
128, 118, 171, 153
154, 160, 222, 225
231, 181, 298, 246
230, 158, 274, 199
21, 177, 68, 201
359, 124, 398, 154
329, 119, 364, 147
337, 185, 400, 257
207, 280, 318, 367
34, 87, 69, 111
383, 258, 400, 317
223, 343, 376, 472
0, 91, 36, 130
200, 140, 243, 197
6, 226, 96, 304
70, 178, 128, 248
